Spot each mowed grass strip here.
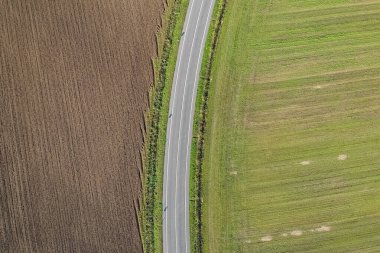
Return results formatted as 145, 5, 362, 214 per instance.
203, 0, 380, 252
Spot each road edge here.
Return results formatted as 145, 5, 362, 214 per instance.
189, 0, 228, 252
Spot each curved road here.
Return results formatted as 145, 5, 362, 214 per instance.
162, 0, 216, 252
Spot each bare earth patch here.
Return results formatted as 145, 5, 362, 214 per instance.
290, 230, 303, 236
300, 160, 311, 165
230, 171, 238, 175
260, 235, 273, 242
281, 233, 288, 237
338, 154, 348, 160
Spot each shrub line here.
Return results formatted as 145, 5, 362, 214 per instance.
143, 1, 183, 252
193, 0, 228, 252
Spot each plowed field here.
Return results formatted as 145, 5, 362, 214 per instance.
0, 0, 164, 252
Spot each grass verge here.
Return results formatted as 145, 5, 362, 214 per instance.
141, 0, 189, 252
189, 0, 227, 252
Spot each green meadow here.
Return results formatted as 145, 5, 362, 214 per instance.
203, 0, 380, 252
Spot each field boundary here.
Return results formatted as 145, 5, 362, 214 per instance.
189, 0, 227, 252
141, 0, 189, 252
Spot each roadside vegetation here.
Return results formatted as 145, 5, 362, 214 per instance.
189, 0, 227, 252
202, 0, 380, 252
141, 0, 189, 252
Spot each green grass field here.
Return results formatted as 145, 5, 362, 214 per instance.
203, 0, 380, 252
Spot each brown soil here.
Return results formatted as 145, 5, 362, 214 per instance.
0, 0, 164, 252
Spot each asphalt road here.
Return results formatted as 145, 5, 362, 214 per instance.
162, 0, 216, 252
